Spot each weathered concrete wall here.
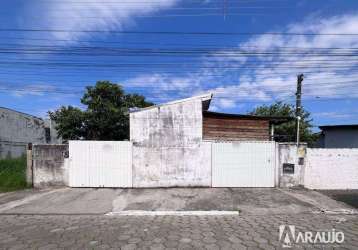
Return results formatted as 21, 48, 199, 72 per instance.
133, 143, 211, 187
304, 148, 358, 189
32, 144, 69, 188
0, 107, 46, 158
0, 142, 27, 159
130, 98, 212, 187
44, 119, 63, 144
278, 143, 306, 188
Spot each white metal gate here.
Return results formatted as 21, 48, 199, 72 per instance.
69, 141, 132, 187
212, 142, 276, 187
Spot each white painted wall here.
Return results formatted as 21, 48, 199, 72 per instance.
305, 148, 358, 189
133, 143, 211, 187
130, 96, 212, 187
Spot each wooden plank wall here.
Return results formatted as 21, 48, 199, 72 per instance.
203, 116, 270, 141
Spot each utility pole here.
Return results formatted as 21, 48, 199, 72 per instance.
296, 74, 304, 146
223, 0, 227, 20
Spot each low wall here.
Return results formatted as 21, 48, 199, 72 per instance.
30, 142, 358, 189
133, 142, 212, 187
304, 148, 358, 189
32, 144, 68, 188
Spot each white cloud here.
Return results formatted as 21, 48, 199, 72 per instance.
25, 2, 358, 113
124, 73, 212, 102
10, 84, 57, 97
216, 99, 236, 109
33, 0, 180, 42
314, 111, 358, 119
237, 14, 358, 101
122, 14, 358, 111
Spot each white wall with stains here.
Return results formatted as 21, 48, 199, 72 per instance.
130, 96, 212, 187
304, 148, 358, 189
32, 144, 69, 188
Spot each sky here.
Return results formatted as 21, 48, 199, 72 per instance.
0, 0, 358, 129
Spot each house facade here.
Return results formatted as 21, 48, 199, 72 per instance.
129, 94, 290, 187
318, 124, 358, 148
31, 95, 358, 190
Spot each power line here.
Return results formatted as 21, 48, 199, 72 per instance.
2, 36, 357, 50
1, 29, 358, 36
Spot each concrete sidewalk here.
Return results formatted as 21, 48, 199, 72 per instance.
0, 187, 355, 215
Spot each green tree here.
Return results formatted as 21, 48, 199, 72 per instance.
49, 81, 153, 141
249, 102, 318, 146
49, 106, 85, 141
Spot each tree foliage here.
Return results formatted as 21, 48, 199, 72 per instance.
48, 106, 85, 140
249, 102, 318, 146
49, 81, 153, 141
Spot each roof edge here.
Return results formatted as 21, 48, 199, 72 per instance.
129, 93, 213, 113
0, 106, 44, 120
203, 111, 293, 124
319, 124, 358, 129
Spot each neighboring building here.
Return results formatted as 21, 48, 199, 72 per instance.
318, 124, 358, 148
203, 111, 291, 141
0, 107, 61, 158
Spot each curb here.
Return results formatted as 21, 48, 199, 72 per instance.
106, 210, 240, 216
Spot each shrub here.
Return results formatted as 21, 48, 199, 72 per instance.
0, 156, 28, 192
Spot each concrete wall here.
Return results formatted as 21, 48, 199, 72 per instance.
130, 98, 212, 187
31, 142, 358, 189
0, 107, 46, 158
0, 141, 27, 159
278, 143, 306, 188
44, 119, 63, 144
322, 128, 358, 148
304, 148, 358, 189
32, 144, 69, 188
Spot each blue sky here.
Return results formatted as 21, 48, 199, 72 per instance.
0, 0, 357, 129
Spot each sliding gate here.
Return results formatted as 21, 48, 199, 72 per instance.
212, 141, 276, 187
69, 141, 132, 187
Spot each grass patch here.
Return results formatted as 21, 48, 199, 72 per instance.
0, 156, 28, 192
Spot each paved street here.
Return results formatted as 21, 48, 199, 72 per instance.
0, 188, 357, 249
0, 213, 358, 249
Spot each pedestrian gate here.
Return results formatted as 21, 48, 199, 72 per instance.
69, 141, 132, 187
212, 142, 276, 187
